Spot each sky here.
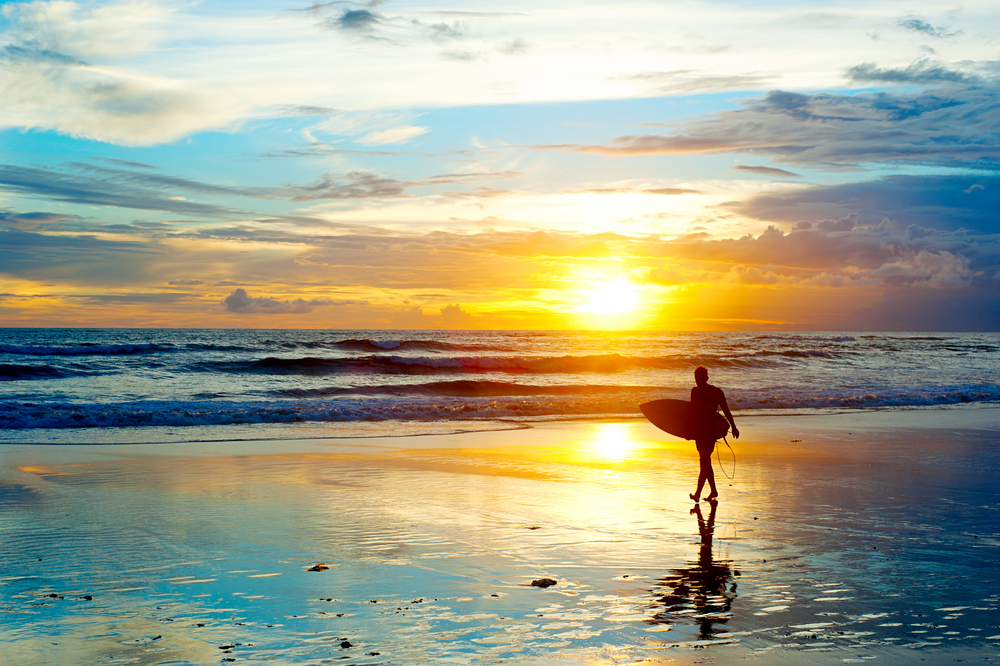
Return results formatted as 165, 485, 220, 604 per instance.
1, 0, 998, 330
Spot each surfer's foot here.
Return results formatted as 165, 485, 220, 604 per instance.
705, 494, 718, 502
689, 493, 699, 502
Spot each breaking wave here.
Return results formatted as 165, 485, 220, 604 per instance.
2, 383, 998, 430
0, 343, 165, 356
195, 351, 836, 376
0, 364, 84, 381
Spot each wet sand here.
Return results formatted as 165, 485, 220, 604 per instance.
1, 406, 999, 665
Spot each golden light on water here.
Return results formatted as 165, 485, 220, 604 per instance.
589, 422, 639, 462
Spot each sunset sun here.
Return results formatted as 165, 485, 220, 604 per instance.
577, 278, 641, 316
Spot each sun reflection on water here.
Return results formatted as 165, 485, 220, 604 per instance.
589, 422, 639, 462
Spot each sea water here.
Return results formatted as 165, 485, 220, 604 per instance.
1, 329, 998, 443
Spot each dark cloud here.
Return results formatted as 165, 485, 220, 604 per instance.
333, 9, 381, 30
0, 211, 83, 230
222, 288, 356, 315
70, 293, 193, 304
846, 59, 976, 84
559, 85, 1000, 170
0, 164, 246, 218
897, 16, 962, 39
99, 158, 158, 170
851, 285, 999, 331
289, 171, 409, 201
0, 161, 429, 218
735, 165, 801, 178
733, 174, 1000, 233
0, 227, 161, 285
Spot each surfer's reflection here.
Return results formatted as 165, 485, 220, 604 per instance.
648, 501, 737, 639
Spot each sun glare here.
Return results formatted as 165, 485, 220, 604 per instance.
577, 278, 639, 316
589, 423, 639, 462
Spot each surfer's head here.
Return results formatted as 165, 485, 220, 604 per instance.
694, 366, 709, 386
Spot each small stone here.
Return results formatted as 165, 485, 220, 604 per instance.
340, 640, 353, 649
307, 563, 329, 572
531, 578, 557, 588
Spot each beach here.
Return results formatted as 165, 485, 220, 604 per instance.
2, 406, 998, 665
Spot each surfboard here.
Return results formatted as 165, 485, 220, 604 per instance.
639, 399, 730, 441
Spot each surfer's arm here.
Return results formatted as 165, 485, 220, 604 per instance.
719, 391, 739, 439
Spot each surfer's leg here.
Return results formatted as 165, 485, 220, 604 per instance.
698, 440, 718, 500
704, 450, 718, 499
694, 440, 712, 500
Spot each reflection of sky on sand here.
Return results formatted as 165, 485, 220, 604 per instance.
1, 414, 999, 664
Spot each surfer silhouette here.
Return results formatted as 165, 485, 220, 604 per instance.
690, 366, 738, 503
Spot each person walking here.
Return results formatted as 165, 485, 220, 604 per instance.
689, 366, 739, 503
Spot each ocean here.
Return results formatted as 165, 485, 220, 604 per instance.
1, 328, 998, 444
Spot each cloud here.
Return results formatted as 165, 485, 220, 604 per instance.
1, 43, 87, 66
643, 187, 703, 195
427, 21, 465, 41
0, 164, 245, 218
0, 226, 162, 286
618, 70, 774, 94
872, 250, 979, 288
222, 288, 352, 315
288, 171, 409, 201
440, 49, 484, 62
561, 85, 1000, 170
0, 1, 244, 145
72, 293, 193, 304
728, 265, 785, 285
735, 165, 801, 178
846, 59, 976, 84
390, 303, 475, 328
332, 9, 382, 31
575, 187, 702, 195
497, 38, 527, 55
357, 125, 429, 145
0, 210, 83, 230
733, 174, 1000, 233
0, 161, 428, 217
897, 16, 962, 39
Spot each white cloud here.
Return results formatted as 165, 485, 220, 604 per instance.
2, 0, 999, 145
357, 125, 429, 145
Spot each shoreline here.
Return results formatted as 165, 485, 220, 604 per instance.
2, 408, 998, 664
1, 400, 998, 447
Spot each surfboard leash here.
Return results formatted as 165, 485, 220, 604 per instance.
716, 436, 736, 480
